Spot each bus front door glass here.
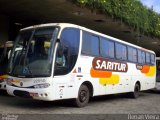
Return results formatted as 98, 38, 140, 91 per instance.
54, 28, 80, 76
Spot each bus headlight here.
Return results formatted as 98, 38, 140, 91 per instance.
0, 78, 5, 83
0, 78, 8, 83
6, 78, 13, 85
34, 83, 50, 89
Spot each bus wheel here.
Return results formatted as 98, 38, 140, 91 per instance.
74, 85, 90, 107
130, 83, 140, 98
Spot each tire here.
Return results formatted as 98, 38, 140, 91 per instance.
130, 83, 140, 98
73, 85, 90, 107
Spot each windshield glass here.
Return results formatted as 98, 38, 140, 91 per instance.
8, 27, 59, 77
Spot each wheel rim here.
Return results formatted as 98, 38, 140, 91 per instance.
79, 90, 87, 102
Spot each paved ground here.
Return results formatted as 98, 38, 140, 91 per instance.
0, 90, 160, 120
0, 90, 159, 114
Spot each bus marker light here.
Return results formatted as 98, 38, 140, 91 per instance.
45, 93, 48, 97
30, 93, 38, 97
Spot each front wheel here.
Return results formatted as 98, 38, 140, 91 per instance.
73, 85, 90, 107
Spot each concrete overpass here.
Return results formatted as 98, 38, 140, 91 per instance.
0, 0, 160, 55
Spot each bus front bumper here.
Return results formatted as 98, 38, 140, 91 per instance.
6, 85, 55, 101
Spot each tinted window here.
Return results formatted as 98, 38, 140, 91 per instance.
60, 28, 80, 55
100, 38, 114, 58
128, 47, 137, 62
138, 50, 145, 64
82, 32, 99, 56
115, 43, 127, 60
151, 54, 155, 65
146, 52, 151, 64
55, 28, 80, 75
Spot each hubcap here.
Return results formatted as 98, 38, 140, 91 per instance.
79, 90, 87, 102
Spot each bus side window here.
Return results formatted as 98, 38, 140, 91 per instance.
100, 37, 114, 59
146, 52, 151, 64
115, 43, 127, 60
151, 54, 155, 65
138, 50, 145, 64
82, 32, 99, 57
128, 47, 137, 63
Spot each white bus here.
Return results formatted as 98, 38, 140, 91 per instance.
6, 23, 156, 107
155, 57, 160, 90
0, 41, 21, 90
0, 41, 14, 90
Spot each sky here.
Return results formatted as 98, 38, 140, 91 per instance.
140, 0, 160, 14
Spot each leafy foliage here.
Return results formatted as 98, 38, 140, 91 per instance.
70, 0, 160, 38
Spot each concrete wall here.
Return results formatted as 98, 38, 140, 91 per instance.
0, 15, 9, 45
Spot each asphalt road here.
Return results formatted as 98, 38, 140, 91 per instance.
0, 90, 160, 120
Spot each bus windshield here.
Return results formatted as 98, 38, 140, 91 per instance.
8, 27, 59, 78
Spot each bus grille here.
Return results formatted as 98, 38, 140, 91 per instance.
13, 90, 32, 98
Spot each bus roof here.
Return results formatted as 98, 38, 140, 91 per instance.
21, 23, 155, 54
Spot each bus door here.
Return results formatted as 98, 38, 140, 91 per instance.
54, 44, 69, 99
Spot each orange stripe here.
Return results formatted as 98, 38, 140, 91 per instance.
141, 65, 150, 73
90, 68, 112, 78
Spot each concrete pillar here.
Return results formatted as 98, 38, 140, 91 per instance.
0, 15, 9, 45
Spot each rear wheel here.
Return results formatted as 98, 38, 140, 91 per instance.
73, 85, 90, 107
130, 83, 140, 98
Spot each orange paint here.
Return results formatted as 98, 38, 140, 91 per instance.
141, 65, 150, 73
90, 68, 112, 78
